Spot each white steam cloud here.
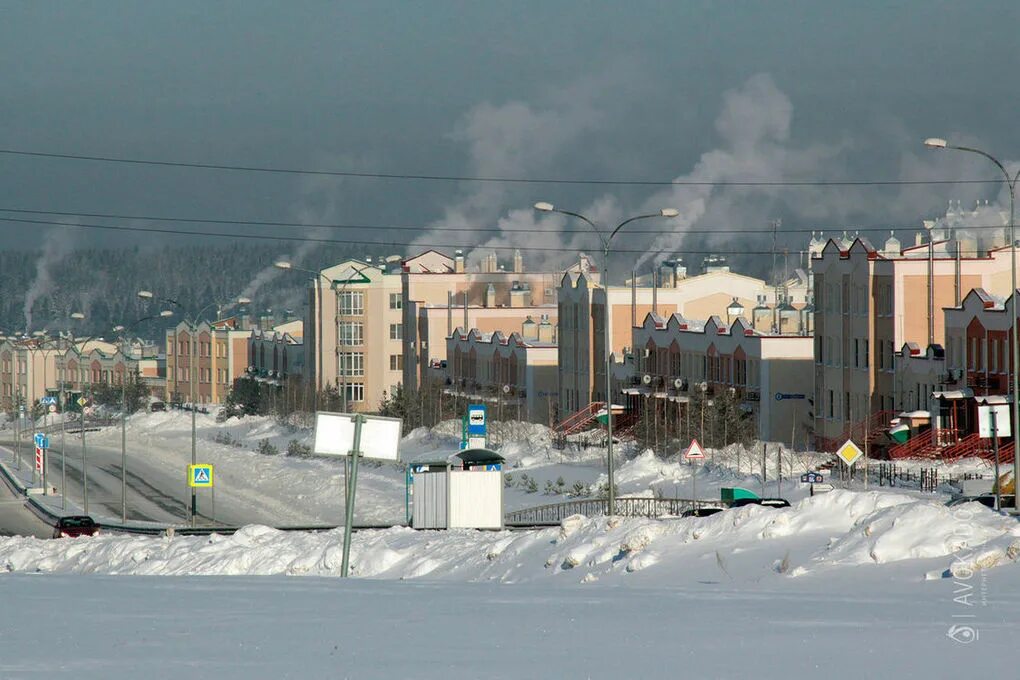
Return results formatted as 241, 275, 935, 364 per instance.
23, 227, 76, 331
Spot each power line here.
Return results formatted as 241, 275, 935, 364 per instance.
0, 205, 1011, 236
0, 147, 1005, 187
0, 215, 1000, 258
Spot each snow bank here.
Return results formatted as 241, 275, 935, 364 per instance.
3, 490, 1016, 584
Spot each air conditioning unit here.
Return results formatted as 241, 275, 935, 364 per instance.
630, 375, 641, 386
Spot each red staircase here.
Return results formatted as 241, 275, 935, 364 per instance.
817, 410, 896, 452
888, 430, 948, 460
555, 402, 605, 437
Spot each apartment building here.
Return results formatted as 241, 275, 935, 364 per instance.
626, 313, 814, 443
56, 341, 137, 397
402, 249, 591, 392
556, 267, 806, 419
249, 320, 304, 384
811, 235, 1020, 444
164, 318, 249, 405
437, 321, 559, 425
0, 338, 60, 412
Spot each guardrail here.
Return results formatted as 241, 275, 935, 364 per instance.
505, 496, 717, 526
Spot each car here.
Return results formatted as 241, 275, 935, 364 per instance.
681, 506, 725, 518
730, 497, 791, 509
945, 495, 998, 510
150, 401, 166, 412
53, 516, 100, 539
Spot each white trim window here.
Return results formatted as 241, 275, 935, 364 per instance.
339, 291, 364, 315
339, 321, 364, 346
339, 352, 365, 377
345, 383, 365, 403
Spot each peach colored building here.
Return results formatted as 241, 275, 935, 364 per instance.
811, 235, 1020, 444
402, 249, 594, 393
436, 325, 559, 425
164, 318, 250, 405
627, 313, 814, 443
0, 338, 60, 412
56, 342, 137, 396
556, 268, 803, 419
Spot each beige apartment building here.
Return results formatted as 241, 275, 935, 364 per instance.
556, 267, 808, 419
0, 338, 60, 412
434, 324, 559, 425
627, 313, 814, 443
811, 235, 1020, 444
164, 318, 249, 405
402, 249, 593, 393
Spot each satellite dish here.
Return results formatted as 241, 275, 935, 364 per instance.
673, 378, 684, 389
642, 374, 652, 385
502, 384, 511, 394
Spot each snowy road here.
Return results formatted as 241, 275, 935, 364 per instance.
0, 571, 1013, 679
0, 479, 52, 538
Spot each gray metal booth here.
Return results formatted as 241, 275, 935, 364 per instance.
409, 448, 505, 529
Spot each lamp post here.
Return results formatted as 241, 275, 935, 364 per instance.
139, 291, 248, 525
924, 137, 1020, 504
112, 310, 173, 523
534, 202, 679, 515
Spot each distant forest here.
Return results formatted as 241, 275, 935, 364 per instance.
0, 242, 364, 342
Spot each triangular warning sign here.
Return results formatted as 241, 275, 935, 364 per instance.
194, 468, 210, 483
684, 439, 706, 460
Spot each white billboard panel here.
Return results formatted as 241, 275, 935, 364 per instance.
313, 412, 402, 461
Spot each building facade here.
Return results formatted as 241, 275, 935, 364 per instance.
164, 318, 249, 405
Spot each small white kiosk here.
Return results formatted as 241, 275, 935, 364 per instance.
409, 448, 505, 530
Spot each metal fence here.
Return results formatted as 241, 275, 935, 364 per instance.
505, 496, 715, 526
869, 463, 986, 493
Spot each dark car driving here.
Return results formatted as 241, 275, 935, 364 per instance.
53, 516, 100, 539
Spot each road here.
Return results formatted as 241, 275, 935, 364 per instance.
0, 426, 285, 530
0, 477, 52, 538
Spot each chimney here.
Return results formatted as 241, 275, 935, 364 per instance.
454, 250, 465, 273
915, 232, 923, 247
485, 283, 496, 308
447, 291, 453, 336
488, 251, 499, 273
509, 282, 530, 308
463, 291, 469, 330
522, 315, 538, 341
537, 314, 555, 343
513, 249, 523, 273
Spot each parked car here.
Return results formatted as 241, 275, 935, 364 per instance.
150, 401, 166, 412
682, 506, 725, 518
52, 516, 100, 539
730, 497, 791, 509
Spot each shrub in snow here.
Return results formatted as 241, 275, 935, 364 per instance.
287, 439, 312, 457
544, 480, 557, 495
257, 439, 279, 456
568, 481, 589, 498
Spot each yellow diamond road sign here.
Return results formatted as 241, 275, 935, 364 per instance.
835, 439, 864, 467
76, 396, 88, 408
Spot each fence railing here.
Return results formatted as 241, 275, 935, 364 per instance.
505, 496, 716, 526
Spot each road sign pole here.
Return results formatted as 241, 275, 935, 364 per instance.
341, 414, 366, 578
692, 458, 697, 503
991, 407, 1002, 512
60, 390, 66, 510
81, 411, 88, 515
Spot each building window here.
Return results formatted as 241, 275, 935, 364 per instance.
339, 321, 364, 346
339, 291, 364, 315
339, 352, 364, 377
389, 323, 402, 341
345, 383, 365, 403
389, 293, 402, 310
390, 354, 403, 371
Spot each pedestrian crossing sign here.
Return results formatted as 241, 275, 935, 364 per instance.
188, 464, 214, 488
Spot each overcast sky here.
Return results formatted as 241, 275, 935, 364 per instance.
1, 1, 1018, 274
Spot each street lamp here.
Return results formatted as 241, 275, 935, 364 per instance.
924, 137, 1020, 503
111, 310, 173, 523
533, 202, 679, 515
140, 290, 247, 525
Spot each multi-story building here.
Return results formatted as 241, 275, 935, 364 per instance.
402, 249, 588, 395
55, 341, 138, 400
249, 320, 304, 384
0, 337, 60, 412
436, 320, 559, 425
811, 235, 1020, 445
164, 317, 250, 405
556, 267, 808, 419
626, 312, 814, 443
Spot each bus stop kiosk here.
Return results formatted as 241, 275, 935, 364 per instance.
408, 448, 505, 530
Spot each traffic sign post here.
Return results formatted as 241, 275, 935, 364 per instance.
684, 439, 706, 502
835, 440, 863, 487
800, 471, 824, 496
467, 405, 487, 448
187, 464, 215, 524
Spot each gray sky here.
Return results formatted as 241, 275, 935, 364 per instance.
1, 1, 1018, 274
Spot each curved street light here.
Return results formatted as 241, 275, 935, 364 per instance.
533, 202, 679, 515
924, 137, 1020, 508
